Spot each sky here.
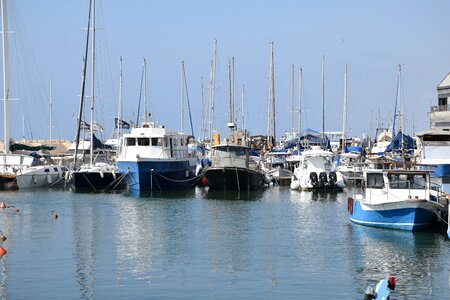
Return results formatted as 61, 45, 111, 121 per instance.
2, 0, 450, 142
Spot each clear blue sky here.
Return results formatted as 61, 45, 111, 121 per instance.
3, 0, 450, 141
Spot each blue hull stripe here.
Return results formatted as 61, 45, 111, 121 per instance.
350, 200, 436, 231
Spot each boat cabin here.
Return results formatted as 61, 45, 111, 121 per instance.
363, 169, 434, 204
211, 144, 249, 169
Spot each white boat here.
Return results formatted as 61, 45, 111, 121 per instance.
290, 146, 344, 190
415, 72, 450, 191
348, 168, 443, 231
16, 163, 67, 189
0, 0, 66, 190
336, 151, 364, 183
263, 151, 292, 184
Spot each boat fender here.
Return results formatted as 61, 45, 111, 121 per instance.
112, 169, 117, 179
347, 197, 353, 215
47, 174, 53, 184
263, 175, 271, 185
195, 164, 203, 176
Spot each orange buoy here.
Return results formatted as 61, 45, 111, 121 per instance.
0, 202, 5, 209
201, 176, 207, 186
0, 246, 7, 257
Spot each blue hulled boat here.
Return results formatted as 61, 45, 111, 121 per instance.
348, 168, 443, 231
116, 122, 198, 192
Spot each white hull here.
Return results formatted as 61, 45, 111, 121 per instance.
16, 165, 67, 189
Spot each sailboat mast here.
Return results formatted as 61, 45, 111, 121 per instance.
208, 39, 217, 154
267, 42, 275, 148
1, 0, 10, 154
227, 57, 236, 138
321, 55, 325, 149
298, 67, 302, 137
392, 64, 401, 136
241, 84, 245, 130
342, 64, 348, 151
89, 0, 96, 166
49, 76, 53, 141
181, 61, 184, 133
291, 63, 294, 139
73, 0, 92, 170
143, 58, 148, 124
116, 56, 123, 153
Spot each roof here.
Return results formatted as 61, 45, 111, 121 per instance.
437, 72, 450, 89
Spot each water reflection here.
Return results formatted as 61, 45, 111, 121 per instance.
72, 200, 98, 299
348, 224, 443, 298
201, 187, 264, 201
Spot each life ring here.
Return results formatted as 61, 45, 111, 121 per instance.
347, 197, 353, 215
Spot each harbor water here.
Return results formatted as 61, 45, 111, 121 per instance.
0, 187, 449, 299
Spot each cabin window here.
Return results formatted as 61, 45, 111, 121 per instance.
389, 173, 427, 189
44, 168, 50, 173
151, 138, 162, 146
181, 138, 184, 146
126, 138, 136, 146
53, 167, 58, 172
173, 138, 178, 146
366, 173, 384, 189
137, 138, 150, 146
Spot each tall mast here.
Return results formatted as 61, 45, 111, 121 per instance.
116, 56, 123, 153
73, 0, 92, 170
267, 42, 276, 148
291, 63, 295, 139
143, 57, 148, 124
49, 75, 53, 141
89, 0, 96, 165
1, 0, 10, 154
208, 39, 217, 154
181, 60, 184, 133
241, 84, 245, 130
392, 64, 401, 135
321, 55, 325, 149
298, 67, 302, 137
227, 57, 236, 137
342, 64, 348, 152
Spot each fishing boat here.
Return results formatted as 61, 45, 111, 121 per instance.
348, 168, 443, 231
116, 122, 198, 191
203, 57, 264, 191
290, 146, 344, 190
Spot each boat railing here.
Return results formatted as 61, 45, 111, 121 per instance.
431, 105, 449, 112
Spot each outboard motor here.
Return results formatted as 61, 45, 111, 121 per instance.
328, 171, 337, 187
309, 172, 318, 187
319, 172, 328, 188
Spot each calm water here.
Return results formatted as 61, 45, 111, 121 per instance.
0, 187, 449, 299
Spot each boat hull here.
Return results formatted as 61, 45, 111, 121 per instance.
349, 199, 438, 231
70, 171, 120, 191
0, 174, 17, 190
16, 166, 66, 189
204, 167, 263, 191
117, 160, 197, 191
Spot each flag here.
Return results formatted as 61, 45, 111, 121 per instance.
114, 118, 130, 129
80, 120, 90, 131
92, 121, 104, 132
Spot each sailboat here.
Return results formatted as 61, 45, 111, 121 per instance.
0, 0, 66, 190
204, 57, 264, 191
67, 0, 120, 192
